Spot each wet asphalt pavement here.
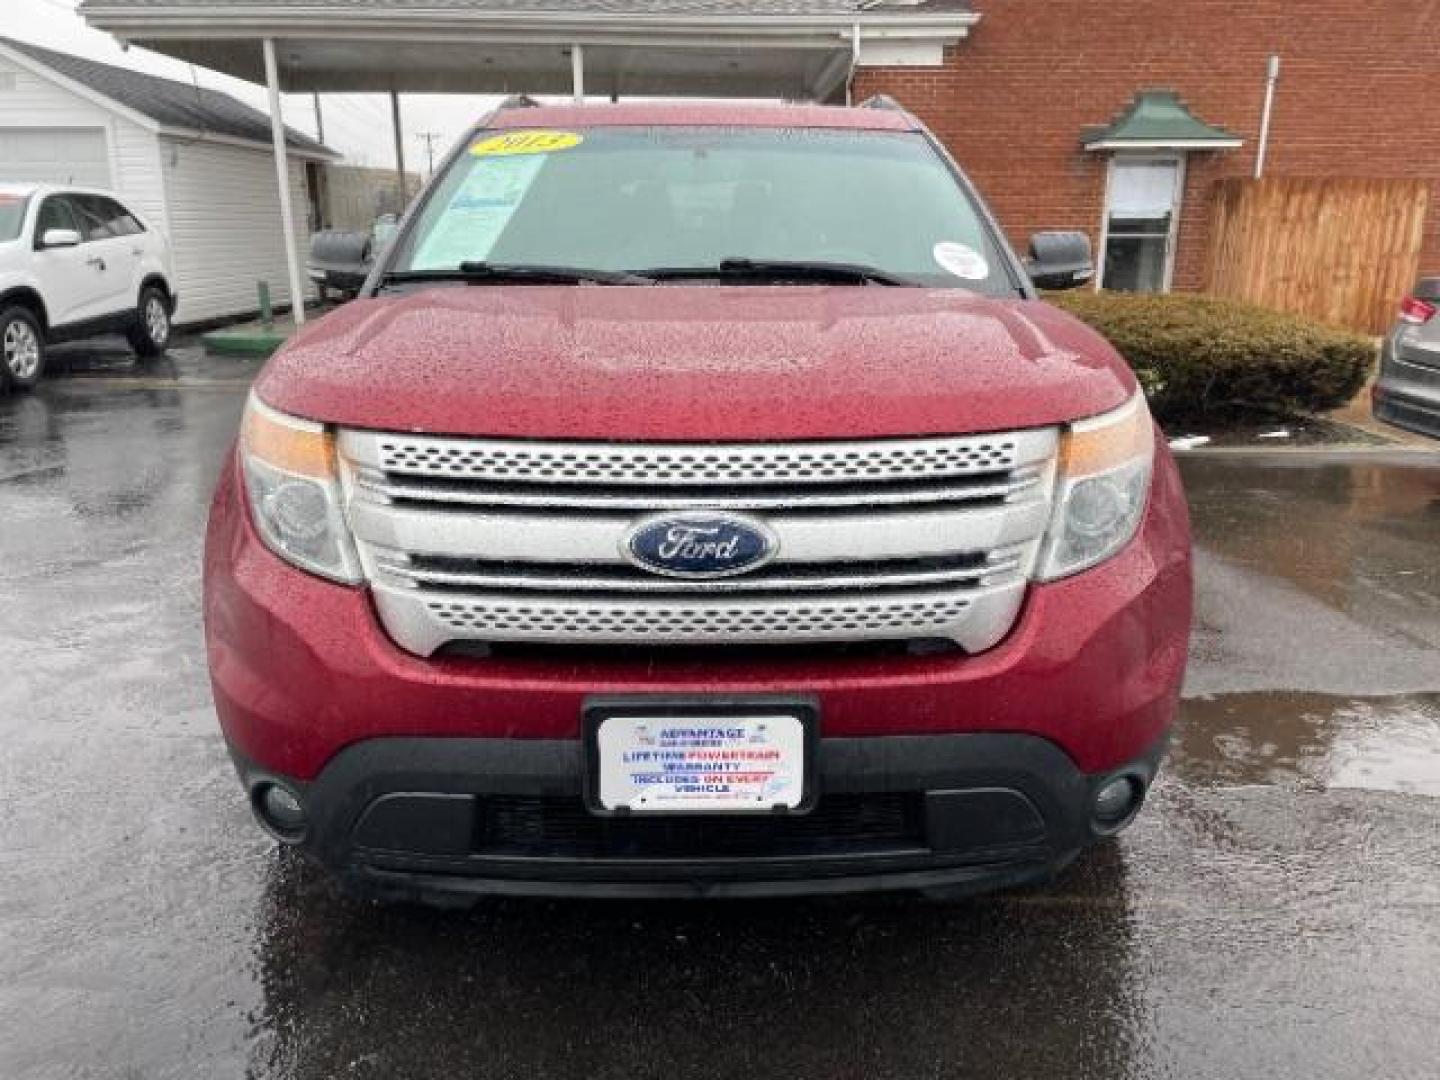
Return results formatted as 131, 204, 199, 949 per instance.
2, 341, 1438, 1080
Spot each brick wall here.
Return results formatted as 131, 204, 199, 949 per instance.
855, 0, 1440, 291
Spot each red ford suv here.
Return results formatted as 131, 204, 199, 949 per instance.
204, 100, 1192, 902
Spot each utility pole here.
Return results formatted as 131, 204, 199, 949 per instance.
312, 92, 325, 145
415, 131, 443, 179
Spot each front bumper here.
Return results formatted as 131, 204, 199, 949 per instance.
234, 730, 1167, 901
204, 443, 1190, 897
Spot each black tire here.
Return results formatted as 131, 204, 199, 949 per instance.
127, 284, 173, 359
0, 305, 46, 391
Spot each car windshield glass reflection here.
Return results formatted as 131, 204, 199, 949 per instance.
394, 127, 1016, 295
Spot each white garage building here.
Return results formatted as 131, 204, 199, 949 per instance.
0, 36, 337, 324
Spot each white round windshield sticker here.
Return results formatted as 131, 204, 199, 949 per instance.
933, 242, 990, 281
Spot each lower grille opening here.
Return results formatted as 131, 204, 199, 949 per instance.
476, 794, 926, 859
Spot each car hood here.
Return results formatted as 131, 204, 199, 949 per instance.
255, 286, 1135, 441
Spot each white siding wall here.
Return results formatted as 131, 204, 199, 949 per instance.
0, 54, 167, 230
160, 137, 313, 324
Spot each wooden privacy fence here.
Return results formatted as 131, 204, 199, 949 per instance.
1205, 177, 1430, 335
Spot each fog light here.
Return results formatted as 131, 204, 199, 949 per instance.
254, 781, 307, 841
1093, 776, 1142, 829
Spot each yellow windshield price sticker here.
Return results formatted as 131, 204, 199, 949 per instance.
470, 131, 583, 158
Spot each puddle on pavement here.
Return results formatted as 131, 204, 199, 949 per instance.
1175, 691, 1440, 796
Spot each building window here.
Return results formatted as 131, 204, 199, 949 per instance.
1101, 156, 1184, 293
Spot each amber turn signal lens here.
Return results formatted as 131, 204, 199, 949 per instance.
240, 394, 336, 479
1058, 390, 1155, 480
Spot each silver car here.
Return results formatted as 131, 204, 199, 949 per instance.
1376, 278, 1440, 439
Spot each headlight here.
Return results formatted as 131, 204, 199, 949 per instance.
1037, 388, 1155, 581
239, 393, 361, 584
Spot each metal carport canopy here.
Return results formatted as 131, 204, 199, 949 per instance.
78, 1, 978, 97
78, 1, 979, 321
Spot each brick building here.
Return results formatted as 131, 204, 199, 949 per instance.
854, 0, 1440, 294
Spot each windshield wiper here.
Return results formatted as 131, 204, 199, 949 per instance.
382, 263, 652, 287
640, 258, 919, 286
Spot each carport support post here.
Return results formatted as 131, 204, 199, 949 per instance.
262, 38, 306, 327
391, 91, 408, 211
572, 44, 585, 104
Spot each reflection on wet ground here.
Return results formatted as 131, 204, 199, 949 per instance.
1179, 451, 1440, 805
1, 351, 1437, 1079
1175, 692, 1440, 795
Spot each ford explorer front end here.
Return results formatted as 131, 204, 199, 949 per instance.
203, 101, 1192, 902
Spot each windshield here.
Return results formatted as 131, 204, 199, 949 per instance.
392, 127, 1016, 294
0, 194, 29, 242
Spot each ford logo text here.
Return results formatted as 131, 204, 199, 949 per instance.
623, 513, 779, 579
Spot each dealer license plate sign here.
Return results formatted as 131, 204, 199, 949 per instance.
594, 714, 808, 814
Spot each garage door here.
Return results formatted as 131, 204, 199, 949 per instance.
0, 128, 110, 187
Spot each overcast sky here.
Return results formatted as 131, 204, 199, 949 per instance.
11, 0, 506, 172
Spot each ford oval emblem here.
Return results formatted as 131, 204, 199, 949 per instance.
623, 512, 779, 579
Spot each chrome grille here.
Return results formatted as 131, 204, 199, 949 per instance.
371, 433, 1026, 486
423, 593, 978, 640
371, 552, 1022, 595
338, 429, 1058, 657
352, 470, 1044, 512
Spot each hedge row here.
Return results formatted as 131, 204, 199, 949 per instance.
1048, 291, 1376, 420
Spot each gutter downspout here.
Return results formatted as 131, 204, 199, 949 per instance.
1254, 54, 1280, 179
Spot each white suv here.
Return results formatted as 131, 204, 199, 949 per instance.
0, 183, 177, 390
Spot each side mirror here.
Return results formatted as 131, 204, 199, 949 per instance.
1412, 277, 1440, 303
1026, 231, 1095, 292
39, 228, 82, 249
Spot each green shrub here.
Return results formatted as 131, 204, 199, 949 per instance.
1047, 291, 1375, 420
